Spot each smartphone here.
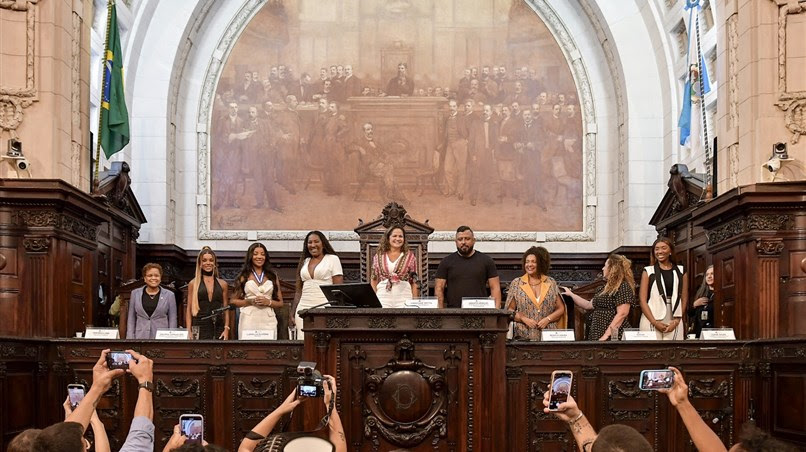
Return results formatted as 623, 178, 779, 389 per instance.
639, 369, 675, 390
67, 384, 85, 409
179, 414, 204, 444
548, 370, 573, 411
106, 351, 136, 370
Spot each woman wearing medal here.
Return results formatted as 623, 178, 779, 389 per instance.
370, 226, 419, 308
231, 243, 283, 339
638, 237, 688, 340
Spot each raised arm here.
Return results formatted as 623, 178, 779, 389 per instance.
238, 390, 300, 452
66, 350, 125, 432
323, 375, 347, 452
543, 392, 596, 452
661, 367, 727, 452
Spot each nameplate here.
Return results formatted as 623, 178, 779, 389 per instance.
461, 298, 496, 309
622, 329, 656, 341
404, 298, 439, 309
241, 329, 276, 340
84, 327, 119, 340
700, 328, 736, 340
155, 329, 189, 340
540, 329, 575, 341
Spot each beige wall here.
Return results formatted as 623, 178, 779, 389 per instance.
0, 0, 92, 190
716, 0, 806, 192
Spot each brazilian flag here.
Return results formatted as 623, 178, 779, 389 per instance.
99, 1, 129, 159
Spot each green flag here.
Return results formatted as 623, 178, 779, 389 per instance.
99, 2, 129, 159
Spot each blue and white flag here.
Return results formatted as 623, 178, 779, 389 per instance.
678, 0, 711, 151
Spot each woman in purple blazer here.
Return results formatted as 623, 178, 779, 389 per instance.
127, 263, 177, 339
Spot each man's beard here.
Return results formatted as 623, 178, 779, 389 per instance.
457, 245, 474, 256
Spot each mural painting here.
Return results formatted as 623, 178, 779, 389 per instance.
210, 0, 584, 232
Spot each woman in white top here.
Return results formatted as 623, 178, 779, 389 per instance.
639, 237, 688, 340
371, 226, 419, 308
230, 243, 283, 339
290, 231, 343, 340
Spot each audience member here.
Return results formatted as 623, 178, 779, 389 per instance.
688, 265, 715, 338
61, 395, 110, 452
661, 367, 795, 452
127, 263, 177, 339
506, 246, 565, 340
435, 226, 501, 308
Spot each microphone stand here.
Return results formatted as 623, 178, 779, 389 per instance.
199, 306, 231, 339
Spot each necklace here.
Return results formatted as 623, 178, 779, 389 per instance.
146, 287, 159, 300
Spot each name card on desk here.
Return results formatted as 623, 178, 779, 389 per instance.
461, 298, 496, 309
404, 298, 439, 309
84, 327, 119, 339
241, 330, 276, 340
700, 328, 736, 340
155, 329, 189, 340
541, 329, 575, 341
622, 329, 656, 341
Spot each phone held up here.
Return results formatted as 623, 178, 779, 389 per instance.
548, 370, 573, 411
180, 414, 204, 444
67, 384, 85, 409
639, 369, 675, 390
106, 351, 136, 370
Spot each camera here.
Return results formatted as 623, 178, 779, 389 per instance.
15, 158, 29, 171
762, 156, 781, 173
773, 142, 788, 159
296, 361, 324, 397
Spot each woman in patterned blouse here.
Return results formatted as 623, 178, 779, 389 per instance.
562, 254, 637, 340
370, 226, 418, 308
505, 246, 566, 341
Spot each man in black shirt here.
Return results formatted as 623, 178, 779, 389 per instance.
435, 226, 501, 308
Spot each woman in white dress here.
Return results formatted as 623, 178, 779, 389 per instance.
639, 237, 688, 340
290, 231, 343, 340
370, 226, 419, 308
231, 243, 283, 339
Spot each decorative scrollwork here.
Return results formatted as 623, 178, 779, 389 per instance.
581, 366, 599, 378
326, 317, 350, 329
265, 349, 287, 360
443, 345, 462, 368
156, 378, 201, 397
688, 378, 729, 398
236, 378, 278, 398
69, 348, 90, 358
461, 316, 484, 329
479, 333, 497, 348
756, 239, 784, 256
227, 350, 248, 359
609, 379, 642, 398
314, 333, 331, 348
415, 316, 442, 329
367, 317, 396, 329
505, 366, 523, 379
641, 350, 664, 360
22, 237, 49, 252
144, 349, 165, 359
189, 349, 210, 359
209, 365, 228, 377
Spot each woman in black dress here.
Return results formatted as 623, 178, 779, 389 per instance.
561, 254, 636, 340
688, 265, 714, 338
186, 247, 230, 340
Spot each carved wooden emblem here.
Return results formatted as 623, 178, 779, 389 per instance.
363, 337, 447, 448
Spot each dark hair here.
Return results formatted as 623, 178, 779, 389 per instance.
32, 422, 85, 452
8, 429, 41, 452
522, 246, 550, 277
296, 231, 338, 294
456, 225, 473, 235
235, 243, 280, 301
377, 226, 409, 256
142, 262, 163, 278
591, 424, 653, 452
736, 423, 796, 452
650, 237, 677, 266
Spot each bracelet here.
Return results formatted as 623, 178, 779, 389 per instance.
224, 326, 230, 330
568, 412, 584, 425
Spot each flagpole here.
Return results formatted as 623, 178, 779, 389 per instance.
93, 0, 114, 193
693, 10, 712, 198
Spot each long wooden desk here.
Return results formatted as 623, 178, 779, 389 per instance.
0, 311, 803, 451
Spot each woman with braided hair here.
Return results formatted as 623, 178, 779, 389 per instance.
562, 254, 637, 341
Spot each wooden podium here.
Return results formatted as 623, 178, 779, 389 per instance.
301, 308, 510, 452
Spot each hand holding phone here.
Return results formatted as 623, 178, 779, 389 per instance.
180, 414, 204, 444
639, 369, 675, 390
67, 384, 85, 409
106, 351, 136, 370
548, 370, 573, 411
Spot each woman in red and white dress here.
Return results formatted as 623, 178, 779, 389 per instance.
370, 226, 419, 308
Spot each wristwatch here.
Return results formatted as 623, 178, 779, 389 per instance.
138, 381, 154, 392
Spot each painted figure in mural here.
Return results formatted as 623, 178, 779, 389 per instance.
517, 109, 546, 211
342, 64, 361, 99
275, 94, 301, 194
385, 63, 414, 96
542, 104, 566, 201
348, 122, 396, 201
439, 99, 468, 201
371, 226, 419, 308
323, 101, 348, 196
467, 104, 499, 206
497, 105, 522, 203
213, 102, 248, 208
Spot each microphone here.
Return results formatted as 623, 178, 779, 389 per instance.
210, 305, 235, 315
712, 407, 733, 424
